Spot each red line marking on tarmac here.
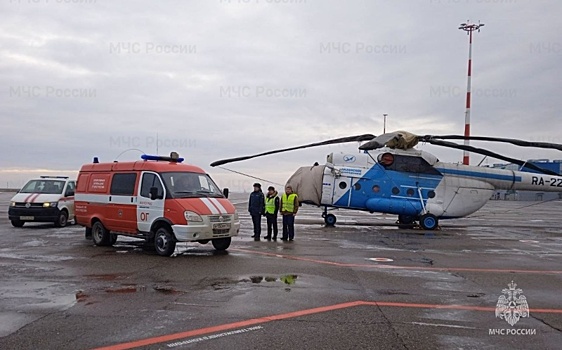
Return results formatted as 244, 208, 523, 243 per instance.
92, 300, 562, 350
231, 248, 562, 275
91, 301, 364, 350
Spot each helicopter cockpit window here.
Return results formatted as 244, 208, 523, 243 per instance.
378, 153, 394, 166
379, 154, 441, 175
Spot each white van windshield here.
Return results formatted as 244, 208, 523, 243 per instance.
161, 172, 224, 198
20, 180, 65, 194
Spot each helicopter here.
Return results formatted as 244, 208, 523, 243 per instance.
210, 131, 562, 230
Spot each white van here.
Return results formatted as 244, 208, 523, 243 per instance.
8, 176, 76, 228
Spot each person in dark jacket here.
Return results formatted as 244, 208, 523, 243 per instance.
248, 183, 265, 241
263, 186, 280, 241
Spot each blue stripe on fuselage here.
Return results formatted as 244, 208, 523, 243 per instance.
435, 168, 522, 182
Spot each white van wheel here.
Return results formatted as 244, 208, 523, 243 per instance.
55, 210, 68, 228
154, 227, 176, 256
11, 220, 24, 228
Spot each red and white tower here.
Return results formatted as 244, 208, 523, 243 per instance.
459, 20, 484, 165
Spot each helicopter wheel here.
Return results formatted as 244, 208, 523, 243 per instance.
324, 214, 337, 227
397, 215, 415, 229
419, 213, 438, 230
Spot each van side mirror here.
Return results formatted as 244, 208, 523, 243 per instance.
66, 189, 75, 197
149, 187, 161, 200
222, 188, 229, 199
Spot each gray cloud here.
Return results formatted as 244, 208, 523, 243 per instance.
1, 0, 561, 189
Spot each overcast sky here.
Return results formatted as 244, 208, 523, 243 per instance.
1, 0, 561, 190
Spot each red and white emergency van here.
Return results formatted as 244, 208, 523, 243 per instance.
9, 176, 75, 228
75, 153, 240, 256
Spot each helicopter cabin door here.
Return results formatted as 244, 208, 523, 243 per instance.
321, 168, 336, 206
331, 175, 353, 207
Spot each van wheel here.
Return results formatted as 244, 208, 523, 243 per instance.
11, 220, 24, 228
55, 210, 68, 228
109, 234, 118, 246
154, 227, 176, 256
212, 237, 231, 251
92, 221, 111, 246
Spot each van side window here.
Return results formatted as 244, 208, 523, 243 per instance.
140, 173, 164, 199
110, 173, 137, 196
65, 181, 76, 197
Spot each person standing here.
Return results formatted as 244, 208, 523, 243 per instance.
248, 183, 265, 241
263, 186, 280, 241
280, 185, 299, 241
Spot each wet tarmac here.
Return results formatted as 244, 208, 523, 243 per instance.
0, 192, 561, 349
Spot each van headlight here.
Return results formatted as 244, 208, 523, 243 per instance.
184, 211, 203, 223
10, 202, 16, 207
43, 202, 58, 208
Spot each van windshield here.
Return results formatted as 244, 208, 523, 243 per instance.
161, 172, 224, 198
20, 180, 65, 194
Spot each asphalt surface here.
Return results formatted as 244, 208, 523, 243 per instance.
0, 192, 561, 350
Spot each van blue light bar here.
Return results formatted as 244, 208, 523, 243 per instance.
141, 154, 184, 163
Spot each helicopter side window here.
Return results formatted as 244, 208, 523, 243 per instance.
339, 181, 348, 189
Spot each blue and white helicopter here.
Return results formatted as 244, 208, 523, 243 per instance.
211, 131, 562, 230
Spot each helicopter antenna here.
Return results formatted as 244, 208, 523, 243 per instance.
477, 155, 488, 166
114, 148, 146, 162
218, 166, 285, 187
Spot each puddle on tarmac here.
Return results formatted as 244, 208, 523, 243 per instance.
86, 273, 122, 281
249, 274, 298, 285
95, 275, 302, 298
105, 285, 145, 294
101, 284, 178, 298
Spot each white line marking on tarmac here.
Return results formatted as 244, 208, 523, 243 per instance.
411, 322, 476, 330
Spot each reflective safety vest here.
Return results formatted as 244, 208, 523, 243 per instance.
265, 196, 277, 214
281, 193, 298, 213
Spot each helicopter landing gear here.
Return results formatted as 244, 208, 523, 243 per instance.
322, 207, 337, 227
419, 213, 438, 230
324, 214, 337, 226
397, 215, 415, 229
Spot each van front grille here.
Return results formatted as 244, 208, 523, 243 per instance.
209, 215, 231, 223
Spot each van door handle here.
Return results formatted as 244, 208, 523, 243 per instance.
109, 196, 112, 202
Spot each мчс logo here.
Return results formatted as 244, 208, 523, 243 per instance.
495, 281, 530, 326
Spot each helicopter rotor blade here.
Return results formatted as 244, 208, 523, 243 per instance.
425, 139, 560, 176
210, 134, 376, 167
422, 135, 562, 152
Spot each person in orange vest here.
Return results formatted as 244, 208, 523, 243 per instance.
280, 185, 299, 241
263, 186, 280, 241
